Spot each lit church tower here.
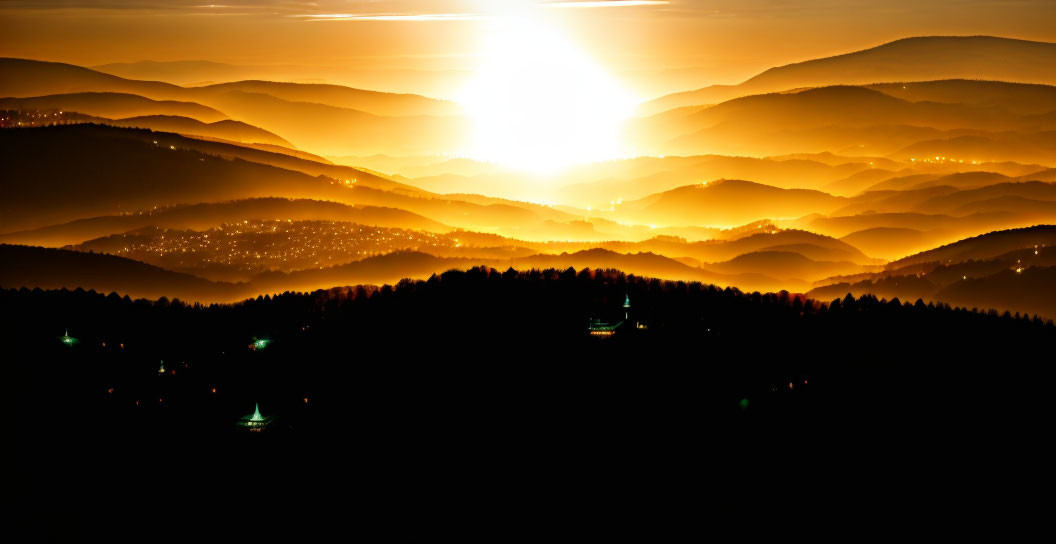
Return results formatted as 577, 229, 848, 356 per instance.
237, 403, 274, 432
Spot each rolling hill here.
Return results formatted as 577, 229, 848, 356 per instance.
866, 80, 1056, 116
888, 132, 1056, 165
888, 225, 1056, 268
808, 226, 1056, 316
1, 58, 457, 117
554, 154, 874, 205
639, 36, 1056, 115
700, 250, 863, 283
934, 266, 1056, 319
839, 227, 937, 261
189, 81, 460, 117
0, 125, 584, 238
107, 115, 290, 147
0, 198, 449, 248
0, 58, 180, 98
645, 85, 1056, 158
0, 244, 239, 302
0, 92, 227, 123
0, 58, 469, 156
0, 125, 373, 232
621, 179, 845, 227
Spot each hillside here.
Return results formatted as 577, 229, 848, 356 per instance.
108, 115, 291, 147
190, 81, 460, 117
809, 226, 1056, 316
0, 57, 180, 98
1, 58, 457, 117
639, 36, 1056, 115
0, 198, 449, 248
554, 154, 872, 205
644, 85, 1056, 158
0, 58, 469, 156
0, 92, 227, 123
839, 227, 936, 261
867, 80, 1056, 116
889, 225, 1056, 268
701, 250, 863, 282
0, 125, 584, 237
888, 132, 1056, 165
935, 266, 1056, 319
0, 244, 239, 302
622, 179, 844, 227
0, 125, 372, 232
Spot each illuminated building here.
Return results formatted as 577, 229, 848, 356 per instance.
589, 294, 630, 337
589, 293, 644, 336
249, 338, 270, 351
588, 317, 622, 337
59, 329, 78, 346
237, 403, 274, 432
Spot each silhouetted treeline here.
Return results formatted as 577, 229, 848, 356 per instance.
8, 267, 1056, 532
7, 265, 1053, 432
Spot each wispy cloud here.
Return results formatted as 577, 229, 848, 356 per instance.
0, 1, 673, 20
295, 13, 489, 22
544, 1, 670, 7
289, 1, 671, 22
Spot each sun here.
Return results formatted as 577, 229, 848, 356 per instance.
456, 14, 636, 174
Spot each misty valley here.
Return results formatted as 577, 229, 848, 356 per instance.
4, 6, 1056, 532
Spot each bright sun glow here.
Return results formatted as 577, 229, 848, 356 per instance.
457, 15, 636, 173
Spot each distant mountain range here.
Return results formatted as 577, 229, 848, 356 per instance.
619, 179, 845, 227
0, 92, 227, 123
0, 58, 467, 156
639, 36, 1056, 115
808, 226, 1056, 317
1, 58, 457, 117
0, 125, 587, 240
632, 83, 1056, 159
0, 244, 240, 302
3, 36, 1056, 316
0, 198, 449, 248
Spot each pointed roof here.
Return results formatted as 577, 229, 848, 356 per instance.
623, 294, 631, 308
249, 403, 265, 422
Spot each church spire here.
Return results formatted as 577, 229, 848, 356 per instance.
250, 403, 264, 422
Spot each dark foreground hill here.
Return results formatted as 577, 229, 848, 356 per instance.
6, 267, 1055, 531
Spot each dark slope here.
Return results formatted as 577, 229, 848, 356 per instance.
0, 244, 239, 302
0, 125, 372, 232
109, 115, 291, 147
0, 125, 572, 235
0, 92, 226, 123
889, 225, 1056, 268
0, 198, 449, 247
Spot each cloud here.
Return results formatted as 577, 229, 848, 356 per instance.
295, 13, 489, 22
544, 1, 670, 7
288, 1, 672, 22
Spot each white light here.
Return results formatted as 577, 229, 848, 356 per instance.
457, 14, 635, 173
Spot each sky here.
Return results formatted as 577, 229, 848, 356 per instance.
2, 0, 1055, 98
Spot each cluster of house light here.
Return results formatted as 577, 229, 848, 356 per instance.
108, 220, 460, 271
